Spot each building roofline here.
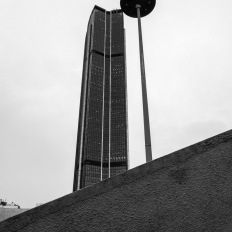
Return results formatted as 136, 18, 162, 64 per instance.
93, 5, 123, 14
93, 5, 105, 12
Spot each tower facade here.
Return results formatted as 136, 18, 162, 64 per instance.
73, 6, 128, 191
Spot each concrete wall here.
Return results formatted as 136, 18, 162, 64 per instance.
1, 129, 232, 231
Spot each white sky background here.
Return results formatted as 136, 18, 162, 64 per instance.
0, 0, 232, 208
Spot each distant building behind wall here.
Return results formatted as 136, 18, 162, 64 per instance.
73, 6, 128, 191
0, 200, 29, 222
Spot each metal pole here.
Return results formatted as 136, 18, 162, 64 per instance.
136, 4, 152, 162
100, 11, 107, 181
109, 11, 112, 178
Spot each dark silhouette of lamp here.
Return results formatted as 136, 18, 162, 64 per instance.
120, 0, 156, 162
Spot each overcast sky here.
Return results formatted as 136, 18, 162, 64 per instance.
1, 0, 232, 208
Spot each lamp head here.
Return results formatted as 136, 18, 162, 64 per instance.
120, 0, 156, 18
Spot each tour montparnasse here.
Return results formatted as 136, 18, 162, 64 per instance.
73, 6, 129, 191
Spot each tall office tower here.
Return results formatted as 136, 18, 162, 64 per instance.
73, 6, 128, 191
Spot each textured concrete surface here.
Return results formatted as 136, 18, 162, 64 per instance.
1, 129, 232, 231
0, 208, 29, 222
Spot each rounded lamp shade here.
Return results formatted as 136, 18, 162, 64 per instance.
120, 0, 156, 18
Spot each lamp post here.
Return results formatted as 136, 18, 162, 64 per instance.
120, 0, 156, 163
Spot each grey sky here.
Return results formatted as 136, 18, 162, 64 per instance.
1, 0, 232, 208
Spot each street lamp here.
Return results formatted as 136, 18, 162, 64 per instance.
120, 0, 156, 163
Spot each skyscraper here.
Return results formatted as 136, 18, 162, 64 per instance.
73, 6, 128, 191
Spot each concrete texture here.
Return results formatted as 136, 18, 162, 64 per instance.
0, 208, 29, 222
1, 129, 232, 231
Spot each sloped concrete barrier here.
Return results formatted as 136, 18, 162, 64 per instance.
1, 130, 232, 231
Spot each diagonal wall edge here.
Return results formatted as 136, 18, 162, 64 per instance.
1, 129, 232, 231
